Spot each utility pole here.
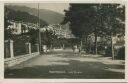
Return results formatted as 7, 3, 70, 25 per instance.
38, 3, 41, 54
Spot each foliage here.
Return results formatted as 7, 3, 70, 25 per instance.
41, 30, 54, 46
62, 4, 97, 38
98, 4, 125, 36
4, 6, 49, 46
26, 29, 38, 44
62, 4, 125, 37
4, 19, 13, 40
62, 4, 125, 56
116, 46, 125, 60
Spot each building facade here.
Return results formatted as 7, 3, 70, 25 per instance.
7, 20, 38, 35
47, 24, 75, 38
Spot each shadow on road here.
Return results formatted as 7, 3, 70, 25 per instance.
5, 58, 124, 79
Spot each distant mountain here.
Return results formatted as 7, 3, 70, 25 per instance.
5, 6, 48, 27
5, 5, 65, 24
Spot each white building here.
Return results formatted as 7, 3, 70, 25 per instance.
7, 20, 38, 34
7, 21, 22, 34
47, 24, 75, 38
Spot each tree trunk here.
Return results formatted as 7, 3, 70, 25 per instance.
80, 39, 83, 53
85, 36, 88, 53
89, 42, 91, 53
95, 33, 98, 55
38, 29, 42, 53
50, 44, 53, 49
62, 44, 65, 49
111, 34, 114, 60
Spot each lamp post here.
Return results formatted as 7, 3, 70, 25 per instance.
38, 3, 42, 54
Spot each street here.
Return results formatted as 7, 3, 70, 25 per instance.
5, 49, 125, 79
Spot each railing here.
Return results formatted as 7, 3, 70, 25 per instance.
5, 52, 39, 69
4, 40, 40, 69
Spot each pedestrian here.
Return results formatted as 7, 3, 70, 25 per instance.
78, 45, 81, 53
72, 45, 75, 53
74, 45, 78, 54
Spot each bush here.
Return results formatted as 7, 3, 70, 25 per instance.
105, 46, 125, 60
13, 35, 29, 56
13, 40, 27, 56
97, 45, 105, 54
105, 46, 112, 57
116, 46, 125, 60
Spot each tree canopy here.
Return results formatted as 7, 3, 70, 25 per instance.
61, 4, 125, 38
61, 4, 125, 56
62, 4, 97, 38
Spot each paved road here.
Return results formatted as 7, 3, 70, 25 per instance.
5, 49, 125, 79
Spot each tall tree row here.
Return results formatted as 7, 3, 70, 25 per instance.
62, 4, 125, 59
62, 4, 97, 53
99, 4, 125, 59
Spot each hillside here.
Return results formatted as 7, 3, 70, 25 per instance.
5, 5, 65, 24
5, 6, 48, 27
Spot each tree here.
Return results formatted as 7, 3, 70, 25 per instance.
61, 4, 97, 53
62, 4, 125, 58
98, 4, 125, 59
4, 6, 48, 46
27, 28, 38, 44
4, 7, 13, 40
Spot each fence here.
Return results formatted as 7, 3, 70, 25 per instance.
4, 40, 39, 69
13, 40, 27, 56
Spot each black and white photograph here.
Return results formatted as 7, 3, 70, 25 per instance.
4, 2, 125, 79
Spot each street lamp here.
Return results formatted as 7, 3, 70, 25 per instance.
38, 3, 42, 54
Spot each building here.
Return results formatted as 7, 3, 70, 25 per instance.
7, 21, 22, 34
7, 20, 38, 34
47, 24, 75, 38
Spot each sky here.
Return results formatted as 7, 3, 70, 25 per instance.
6, 3, 70, 14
